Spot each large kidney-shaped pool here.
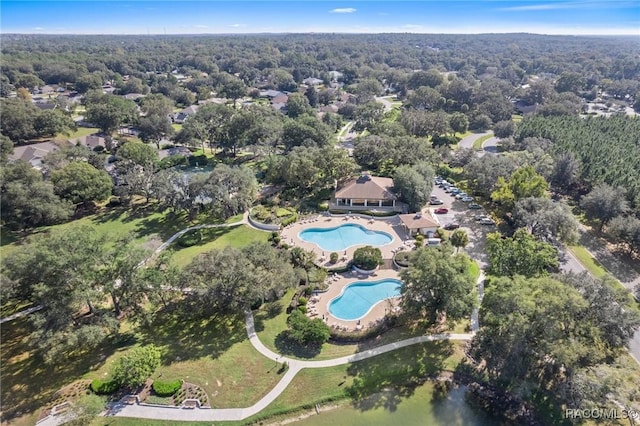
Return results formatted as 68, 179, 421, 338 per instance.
329, 279, 403, 321
298, 223, 393, 252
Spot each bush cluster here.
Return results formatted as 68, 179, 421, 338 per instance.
90, 379, 120, 395
152, 379, 182, 397
280, 213, 298, 227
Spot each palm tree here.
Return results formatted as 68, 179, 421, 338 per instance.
450, 229, 469, 253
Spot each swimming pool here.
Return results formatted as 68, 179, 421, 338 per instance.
329, 279, 403, 321
298, 223, 393, 252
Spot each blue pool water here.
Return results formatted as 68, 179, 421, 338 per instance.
298, 224, 393, 252
329, 279, 403, 321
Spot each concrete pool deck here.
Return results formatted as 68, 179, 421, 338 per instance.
307, 269, 402, 331
280, 215, 412, 269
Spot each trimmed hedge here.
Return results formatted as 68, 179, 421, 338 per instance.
152, 379, 182, 397
280, 213, 298, 227
90, 379, 120, 395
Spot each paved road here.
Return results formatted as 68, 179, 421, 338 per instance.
374, 96, 394, 111
104, 312, 473, 422
457, 131, 492, 151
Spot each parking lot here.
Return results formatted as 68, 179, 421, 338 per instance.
425, 181, 495, 268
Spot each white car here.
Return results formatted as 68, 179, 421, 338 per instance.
461, 196, 474, 202
479, 218, 496, 225
455, 192, 468, 199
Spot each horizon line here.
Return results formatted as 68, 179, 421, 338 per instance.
2, 31, 638, 37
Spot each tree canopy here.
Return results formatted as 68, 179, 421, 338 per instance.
399, 246, 476, 325
486, 228, 559, 277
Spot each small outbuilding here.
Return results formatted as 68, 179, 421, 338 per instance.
398, 212, 440, 236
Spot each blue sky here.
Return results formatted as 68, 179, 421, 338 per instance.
1, 1, 638, 35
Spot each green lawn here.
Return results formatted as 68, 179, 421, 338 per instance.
167, 224, 269, 266
171, 123, 183, 132
243, 340, 466, 424
468, 261, 481, 282
1, 204, 245, 261
2, 309, 284, 425
511, 114, 523, 122
567, 245, 608, 278
472, 134, 493, 150
63, 127, 100, 140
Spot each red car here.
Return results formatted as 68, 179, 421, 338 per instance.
434, 208, 449, 214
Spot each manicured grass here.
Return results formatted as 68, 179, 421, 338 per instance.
511, 114, 523, 122
243, 340, 466, 423
171, 123, 183, 132
168, 224, 269, 267
0, 316, 131, 426
468, 261, 481, 282
2, 308, 283, 424
567, 245, 608, 278
62, 126, 100, 140
472, 134, 493, 150
1, 204, 244, 261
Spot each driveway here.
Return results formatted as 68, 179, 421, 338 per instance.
457, 132, 491, 151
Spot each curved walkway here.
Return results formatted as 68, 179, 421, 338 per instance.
105, 311, 473, 422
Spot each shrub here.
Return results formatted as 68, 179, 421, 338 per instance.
297, 305, 308, 314
330, 252, 339, 264
298, 296, 308, 306
415, 234, 424, 243
152, 380, 182, 397
275, 207, 293, 218
352, 246, 383, 270
435, 228, 447, 241
90, 379, 120, 395
281, 213, 298, 227
158, 155, 186, 170
287, 309, 330, 346
395, 251, 411, 267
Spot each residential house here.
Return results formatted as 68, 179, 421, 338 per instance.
123, 93, 146, 101
9, 141, 64, 170
259, 90, 285, 99
331, 172, 403, 212
71, 135, 106, 150
172, 105, 199, 124
303, 77, 324, 86
398, 212, 440, 236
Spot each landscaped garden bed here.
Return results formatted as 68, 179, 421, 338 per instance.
37, 379, 92, 422
251, 205, 297, 226
140, 380, 210, 407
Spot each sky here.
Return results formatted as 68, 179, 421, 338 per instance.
1, 1, 639, 36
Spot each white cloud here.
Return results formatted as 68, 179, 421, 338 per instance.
194, 25, 209, 29
330, 8, 357, 14
33, 27, 45, 31
498, 0, 637, 12
229, 23, 246, 28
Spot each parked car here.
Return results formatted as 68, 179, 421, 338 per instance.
455, 192, 468, 199
450, 188, 462, 194
434, 208, 449, 214
444, 223, 460, 230
468, 203, 482, 209
429, 199, 444, 205
474, 214, 488, 221
479, 218, 496, 225
461, 196, 474, 202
